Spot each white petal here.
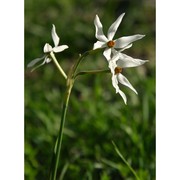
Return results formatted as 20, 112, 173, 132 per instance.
108, 60, 116, 74
30, 59, 47, 72
103, 48, 112, 60
45, 56, 52, 63
111, 75, 119, 93
111, 49, 117, 56
115, 34, 145, 49
119, 43, 133, 52
109, 62, 119, 91
117, 53, 149, 68
94, 15, 108, 42
43, 43, 53, 53
107, 13, 125, 40
27, 55, 46, 67
53, 45, 69, 53
93, 41, 106, 50
117, 88, 127, 104
117, 73, 137, 94
111, 74, 127, 104
111, 51, 121, 62
51, 24, 60, 47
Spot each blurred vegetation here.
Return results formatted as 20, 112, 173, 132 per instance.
25, 0, 155, 179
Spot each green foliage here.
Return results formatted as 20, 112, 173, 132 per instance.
25, 0, 155, 179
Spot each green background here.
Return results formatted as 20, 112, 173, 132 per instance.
25, 0, 155, 179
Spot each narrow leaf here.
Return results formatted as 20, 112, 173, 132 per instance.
112, 141, 141, 180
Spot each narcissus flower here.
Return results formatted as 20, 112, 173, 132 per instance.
108, 52, 148, 104
93, 13, 145, 60
27, 24, 68, 69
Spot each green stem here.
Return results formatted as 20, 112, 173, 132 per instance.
50, 78, 74, 180
74, 69, 110, 78
71, 48, 102, 78
49, 48, 103, 179
50, 52, 67, 79
49, 51, 90, 180
71, 52, 89, 78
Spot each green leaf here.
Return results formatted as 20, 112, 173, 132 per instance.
112, 141, 141, 180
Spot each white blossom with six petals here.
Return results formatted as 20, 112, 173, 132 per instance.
93, 13, 145, 60
27, 24, 68, 68
108, 51, 148, 104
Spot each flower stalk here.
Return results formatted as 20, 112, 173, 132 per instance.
74, 69, 110, 78
50, 77, 74, 180
49, 50, 98, 180
50, 52, 67, 79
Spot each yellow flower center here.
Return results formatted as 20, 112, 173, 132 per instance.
107, 40, 115, 48
115, 67, 122, 74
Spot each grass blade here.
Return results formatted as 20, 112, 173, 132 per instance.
112, 141, 141, 180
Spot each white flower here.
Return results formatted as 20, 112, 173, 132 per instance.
93, 13, 145, 60
108, 52, 148, 104
27, 24, 69, 68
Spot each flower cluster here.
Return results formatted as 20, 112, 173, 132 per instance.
28, 13, 148, 104
93, 13, 148, 104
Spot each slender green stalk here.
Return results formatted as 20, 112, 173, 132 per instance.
74, 69, 110, 78
71, 52, 89, 78
71, 48, 102, 78
49, 49, 104, 179
49, 51, 88, 180
50, 79, 74, 180
112, 141, 141, 180
50, 52, 67, 79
